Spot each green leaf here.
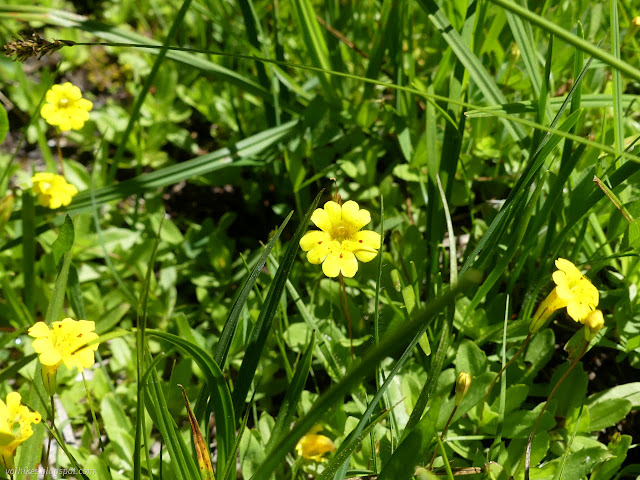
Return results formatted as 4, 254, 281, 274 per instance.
588, 398, 632, 432
588, 382, 640, 410
45, 218, 75, 324
52, 215, 75, 265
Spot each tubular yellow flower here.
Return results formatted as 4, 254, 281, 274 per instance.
41, 82, 93, 131
295, 426, 335, 462
529, 258, 599, 332
454, 371, 472, 406
0, 392, 41, 470
31, 172, 78, 209
28, 318, 99, 396
299, 200, 381, 278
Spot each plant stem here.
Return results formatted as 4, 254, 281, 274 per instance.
339, 273, 354, 357
523, 339, 589, 480
56, 130, 65, 176
429, 404, 458, 469
481, 332, 533, 418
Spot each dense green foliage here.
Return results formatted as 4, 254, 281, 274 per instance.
0, 1, 639, 479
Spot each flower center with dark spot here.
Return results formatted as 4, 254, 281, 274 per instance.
58, 98, 69, 108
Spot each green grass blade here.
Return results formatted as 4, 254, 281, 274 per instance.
291, 0, 336, 100
265, 331, 315, 452
134, 215, 164, 479
214, 211, 293, 369
0, 6, 270, 100
416, 0, 527, 141
231, 190, 323, 420
610, 0, 624, 153
66, 120, 297, 214
377, 400, 440, 480
505, 3, 542, 97
107, 0, 193, 182
250, 274, 480, 480
404, 313, 451, 433
144, 364, 201, 479
146, 329, 235, 474
316, 410, 390, 480
21, 192, 35, 318
488, 0, 640, 82
2, 278, 33, 328
237, 0, 276, 125
45, 216, 74, 324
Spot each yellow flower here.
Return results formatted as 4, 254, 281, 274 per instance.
0, 392, 41, 470
31, 172, 78, 209
28, 318, 99, 395
295, 426, 336, 462
530, 258, 599, 332
299, 200, 380, 278
454, 371, 472, 406
40, 82, 93, 131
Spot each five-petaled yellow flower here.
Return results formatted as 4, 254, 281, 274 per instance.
0, 392, 41, 470
295, 425, 336, 462
28, 318, 99, 395
31, 172, 78, 209
530, 258, 599, 332
300, 200, 380, 278
41, 82, 93, 131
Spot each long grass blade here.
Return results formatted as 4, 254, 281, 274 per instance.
214, 211, 293, 369
146, 329, 234, 474
231, 190, 323, 420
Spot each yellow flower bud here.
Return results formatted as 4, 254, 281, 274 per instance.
455, 371, 472, 406
583, 309, 604, 341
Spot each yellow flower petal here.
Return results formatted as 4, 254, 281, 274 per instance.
338, 249, 358, 277
28, 321, 51, 338
37, 346, 63, 367
300, 231, 331, 252
566, 300, 594, 322
342, 200, 371, 230
307, 241, 339, 264
311, 208, 332, 232
323, 201, 342, 225
321, 251, 342, 277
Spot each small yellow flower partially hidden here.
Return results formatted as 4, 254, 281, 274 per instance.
31, 172, 78, 209
41, 82, 93, 131
295, 425, 336, 462
300, 200, 381, 278
28, 318, 99, 395
529, 258, 599, 333
0, 392, 41, 470
454, 371, 472, 406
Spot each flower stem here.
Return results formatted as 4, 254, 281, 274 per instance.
56, 130, 65, 176
523, 339, 589, 480
429, 404, 458, 468
339, 273, 354, 358
82, 373, 109, 464
480, 332, 533, 419
43, 395, 55, 479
